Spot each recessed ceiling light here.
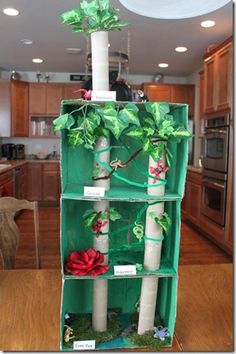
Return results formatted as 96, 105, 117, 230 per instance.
20, 39, 33, 45
201, 20, 216, 28
3, 7, 19, 16
175, 46, 188, 53
32, 58, 43, 64
66, 48, 82, 54
158, 63, 168, 68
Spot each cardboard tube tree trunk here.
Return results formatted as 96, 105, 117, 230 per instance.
138, 150, 167, 334
91, 31, 110, 332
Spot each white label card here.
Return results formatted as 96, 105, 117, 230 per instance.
91, 90, 116, 101
84, 186, 105, 198
114, 265, 137, 276
73, 340, 96, 351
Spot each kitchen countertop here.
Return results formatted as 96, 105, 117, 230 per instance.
0, 158, 60, 174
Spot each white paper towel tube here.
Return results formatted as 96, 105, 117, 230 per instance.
147, 153, 167, 196
144, 202, 164, 270
92, 200, 109, 331
138, 277, 159, 334
93, 136, 110, 191
91, 31, 109, 91
92, 279, 108, 331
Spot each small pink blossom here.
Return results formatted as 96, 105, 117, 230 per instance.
149, 160, 169, 184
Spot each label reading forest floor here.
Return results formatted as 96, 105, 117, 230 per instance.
114, 265, 137, 276
73, 340, 96, 350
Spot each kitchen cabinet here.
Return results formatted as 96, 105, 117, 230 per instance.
11, 80, 29, 137
27, 162, 60, 202
15, 164, 27, 200
29, 83, 81, 137
142, 83, 195, 116
0, 170, 14, 197
182, 170, 202, 224
29, 83, 63, 115
203, 37, 232, 115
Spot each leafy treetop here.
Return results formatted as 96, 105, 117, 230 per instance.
60, 0, 129, 35
53, 101, 191, 164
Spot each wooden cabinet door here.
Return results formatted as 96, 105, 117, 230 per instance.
29, 83, 47, 114
27, 163, 42, 201
11, 80, 29, 137
142, 83, 171, 101
62, 83, 82, 100
215, 42, 232, 112
171, 85, 195, 116
42, 164, 60, 201
0, 171, 14, 197
204, 55, 216, 114
46, 84, 63, 115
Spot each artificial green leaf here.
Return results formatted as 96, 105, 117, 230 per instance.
83, 210, 98, 228
151, 142, 165, 161
143, 138, 152, 152
149, 212, 171, 234
101, 105, 128, 139
118, 104, 140, 127
68, 129, 84, 146
126, 128, 144, 139
53, 113, 75, 131
169, 127, 192, 140
145, 102, 170, 128
109, 207, 121, 221
60, 8, 83, 25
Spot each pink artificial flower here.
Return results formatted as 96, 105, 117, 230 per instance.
149, 160, 169, 184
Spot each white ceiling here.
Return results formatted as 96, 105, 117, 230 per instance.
0, 0, 233, 78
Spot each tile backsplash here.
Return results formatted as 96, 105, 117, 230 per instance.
1, 137, 60, 156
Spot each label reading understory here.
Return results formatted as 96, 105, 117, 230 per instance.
73, 340, 96, 351
84, 186, 105, 197
114, 265, 137, 276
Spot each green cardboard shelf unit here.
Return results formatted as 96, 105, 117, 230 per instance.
59, 100, 189, 351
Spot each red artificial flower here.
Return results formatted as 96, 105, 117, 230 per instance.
149, 160, 169, 184
65, 248, 109, 276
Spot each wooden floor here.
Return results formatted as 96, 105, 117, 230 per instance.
0, 206, 231, 269
0, 206, 233, 351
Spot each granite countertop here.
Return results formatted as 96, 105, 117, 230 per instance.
187, 165, 203, 174
0, 158, 60, 174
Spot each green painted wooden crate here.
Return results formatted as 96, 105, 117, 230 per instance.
59, 100, 188, 350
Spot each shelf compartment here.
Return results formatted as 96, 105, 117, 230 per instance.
61, 199, 181, 275
62, 184, 181, 202
60, 101, 189, 199
60, 276, 178, 350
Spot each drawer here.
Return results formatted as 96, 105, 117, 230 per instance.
43, 163, 59, 171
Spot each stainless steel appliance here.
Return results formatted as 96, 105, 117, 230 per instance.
1, 143, 16, 160
201, 114, 230, 227
202, 115, 229, 173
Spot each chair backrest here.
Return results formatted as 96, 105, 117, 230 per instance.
0, 197, 40, 269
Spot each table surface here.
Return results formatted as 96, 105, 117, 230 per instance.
0, 264, 233, 351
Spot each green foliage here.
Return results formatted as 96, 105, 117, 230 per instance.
63, 313, 120, 348
83, 207, 121, 229
60, 0, 129, 35
149, 212, 171, 234
53, 101, 191, 164
128, 330, 171, 350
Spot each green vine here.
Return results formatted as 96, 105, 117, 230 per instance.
53, 101, 191, 164
60, 0, 129, 35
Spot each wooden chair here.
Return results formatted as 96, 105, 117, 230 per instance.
0, 197, 40, 269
